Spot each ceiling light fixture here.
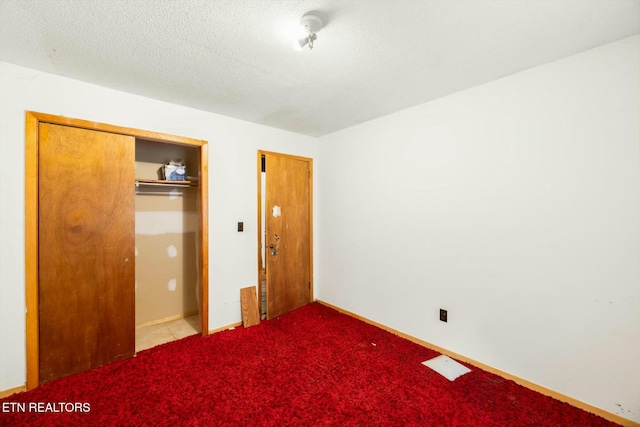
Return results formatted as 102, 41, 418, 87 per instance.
294, 14, 323, 51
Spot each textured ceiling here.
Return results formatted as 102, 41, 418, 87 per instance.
1, 0, 639, 137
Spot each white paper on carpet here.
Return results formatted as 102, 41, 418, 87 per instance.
421, 355, 471, 381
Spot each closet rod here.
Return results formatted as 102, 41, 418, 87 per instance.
135, 190, 185, 196
134, 181, 196, 188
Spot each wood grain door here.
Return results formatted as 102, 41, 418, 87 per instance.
38, 123, 135, 384
264, 152, 312, 319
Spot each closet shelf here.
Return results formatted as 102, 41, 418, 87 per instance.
135, 179, 198, 188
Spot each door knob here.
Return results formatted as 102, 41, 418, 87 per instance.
269, 233, 280, 256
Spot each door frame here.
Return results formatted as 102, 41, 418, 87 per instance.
256, 150, 314, 317
25, 111, 210, 389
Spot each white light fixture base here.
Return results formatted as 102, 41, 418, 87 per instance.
300, 14, 323, 35
295, 13, 324, 50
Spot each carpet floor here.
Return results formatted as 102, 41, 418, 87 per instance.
0, 303, 622, 427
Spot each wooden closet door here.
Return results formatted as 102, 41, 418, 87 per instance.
38, 123, 135, 383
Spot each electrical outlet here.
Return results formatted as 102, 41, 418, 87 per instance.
237, 222, 244, 232
440, 309, 448, 322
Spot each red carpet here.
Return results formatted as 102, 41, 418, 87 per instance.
0, 303, 622, 427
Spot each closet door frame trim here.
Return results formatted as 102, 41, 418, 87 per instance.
25, 111, 210, 390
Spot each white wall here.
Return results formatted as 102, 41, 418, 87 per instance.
317, 35, 640, 422
0, 61, 317, 391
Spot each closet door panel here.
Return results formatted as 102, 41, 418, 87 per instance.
38, 123, 135, 383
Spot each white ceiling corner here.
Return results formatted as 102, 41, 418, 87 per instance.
1, 0, 639, 137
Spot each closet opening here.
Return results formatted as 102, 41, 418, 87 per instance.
134, 139, 203, 351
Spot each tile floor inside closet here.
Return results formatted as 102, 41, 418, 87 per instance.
135, 315, 200, 352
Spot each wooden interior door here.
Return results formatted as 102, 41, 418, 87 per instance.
38, 123, 135, 383
264, 152, 312, 319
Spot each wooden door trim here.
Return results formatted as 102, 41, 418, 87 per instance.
24, 113, 39, 390
25, 111, 210, 389
25, 112, 207, 146
256, 150, 314, 316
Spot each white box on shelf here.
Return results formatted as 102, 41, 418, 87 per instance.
159, 164, 186, 181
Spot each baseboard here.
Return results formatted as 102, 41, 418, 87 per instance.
208, 321, 243, 335
0, 385, 26, 399
317, 300, 639, 427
